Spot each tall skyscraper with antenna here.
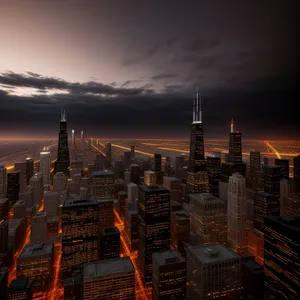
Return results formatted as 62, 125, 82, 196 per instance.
185, 89, 209, 203
54, 111, 70, 175
228, 119, 242, 163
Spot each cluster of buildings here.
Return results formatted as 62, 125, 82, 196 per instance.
0, 94, 299, 300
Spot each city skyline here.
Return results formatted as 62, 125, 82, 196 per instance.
0, 0, 298, 140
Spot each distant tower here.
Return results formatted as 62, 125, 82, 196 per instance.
185, 89, 209, 203
40, 147, 51, 185
80, 131, 84, 142
54, 110, 70, 175
72, 129, 75, 145
228, 119, 242, 163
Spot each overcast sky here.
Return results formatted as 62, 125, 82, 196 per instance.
0, 0, 298, 139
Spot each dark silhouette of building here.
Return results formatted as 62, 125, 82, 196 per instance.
152, 250, 186, 300
264, 216, 300, 300
100, 227, 120, 260
7, 171, 20, 208
138, 184, 170, 286
206, 156, 221, 197
275, 158, 289, 179
294, 155, 300, 192
62, 198, 100, 280
0, 267, 8, 298
263, 165, 282, 196
124, 209, 139, 252
185, 90, 209, 202
7, 276, 33, 300
250, 151, 261, 174
228, 119, 242, 163
54, 111, 70, 175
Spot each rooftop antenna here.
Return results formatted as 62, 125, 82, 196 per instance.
231, 118, 234, 133
61, 110, 67, 122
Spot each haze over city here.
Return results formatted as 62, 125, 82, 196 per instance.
0, 0, 298, 139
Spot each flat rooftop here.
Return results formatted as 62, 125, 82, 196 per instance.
0, 198, 8, 204
243, 260, 264, 274
188, 244, 240, 264
268, 216, 300, 232
102, 227, 120, 235
19, 242, 53, 258
139, 184, 168, 193
127, 209, 138, 215
256, 191, 275, 198
153, 250, 185, 267
163, 177, 181, 181
92, 170, 114, 176
63, 197, 98, 208
173, 210, 190, 219
84, 256, 134, 280
190, 193, 225, 205
8, 276, 32, 291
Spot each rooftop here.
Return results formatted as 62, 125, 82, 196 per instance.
8, 276, 32, 291
102, 227, 120, 235
84, 256, 134, 279
173, 210, 190, 219
255, 191, 275, 198
0, 198, 8, 204
19, 242, 53, 258
139, 184, 168, 193
188, 244, 240, 264
153, 250, 185, 267
163, 176, 181, 181
268, 216, 300, 232
190, 193, 225, 205
63, 197, 98, 208
92, 170, 114, 176
243, 260, 264, 274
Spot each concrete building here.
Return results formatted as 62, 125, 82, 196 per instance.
44, 190, 59, 217
7, 276, 33, 300
187, 244, 242, 300
13, 200, 26, 220
17, 242, 54, 292
92, 170, 115, 201
29, 175, 43, 206
124, 209, 139, 252
189, 193, 227, 245
39, 147, 51, 186
53, 172, 67, 191
0, 165, 7, 199
144, 170, 156, 187
0, 198, 9, 222
152, 250, 186, 300
100, 227, 120, 260
227, 173, 247, 253
83, 257, 135, 300
31, 212, 47, 243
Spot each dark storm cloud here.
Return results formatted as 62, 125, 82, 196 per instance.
151, 73, 179, 80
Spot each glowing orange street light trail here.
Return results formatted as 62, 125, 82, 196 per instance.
264, 141, 282, 159
114, 209, 149, 300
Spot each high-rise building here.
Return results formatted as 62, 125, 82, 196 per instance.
171, 210, 190, 256
54, 110, 70, 175
0, 165, 7, 199
17, 242, 54, 292
25, 158, 34, 185
44, 190, 59, 217
7, 171, 20, 208
154, 153, 162, 171
187, 244, 242, 300
0, 220, 8, 253
71, 129, 75, 145
92, 170, 115, 201
100, 227, 120, 260
131, 145, 135, 159
263, 165, 282, 196
40, 147, 51, 186
105, 143, 112, 166
0, 198, 9, 222
7, 276, 33, 300
31, 212, 47, 243
127, 182, 138, 207
227, 173, 247, 253
264, 216, 300, 300
250, 151, 261, 174
175, 155, 185, 179
29, 175, 43, 206
62, 197, 100, 279
163, 176, 182, 202
13, 200, 26, 220
228, 119, 242, 163
80, 130, 84, 142
83, 257, 135, 300
124, 209, 139, 252
189, 193, 227, 245
0, 267, 8, 298
138, 184, 170, 286
185, 91, 209, 203
275, 158, 289, 179
14, 162, 27, 193
253, 191, 280, 234
53, 172, 67, 190
294, 154, 300, 192
206, 156, 221, 197
152, 250, 186, 300
130, 163, 140, 184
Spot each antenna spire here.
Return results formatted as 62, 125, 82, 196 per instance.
192, 87, 202, 123
61, 110, 67, 122
231, 118, 234, 133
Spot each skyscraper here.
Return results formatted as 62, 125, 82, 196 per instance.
0, 165, 6, 199
263, 165, 282, 196
40, 147, 51, 186
54, 110, 70, 175
92, 170, 115, 201
25, 158, 34, 185
71, 129, 75, 145
250, 151, 261, 174
7, 171, 20, 208
105, 143, 112, 166
227, 173, 247, 253
185, 90, 209, 202
275, 158, 289, 179
187, 244, 242, 300
138, 184, 170, 286
294, 154, 300, 192
206, 156, 221, 197
80, 130, 84, 142
228, 119, 242, 163
152, 250, 186, 300
264, 216, 300, 300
